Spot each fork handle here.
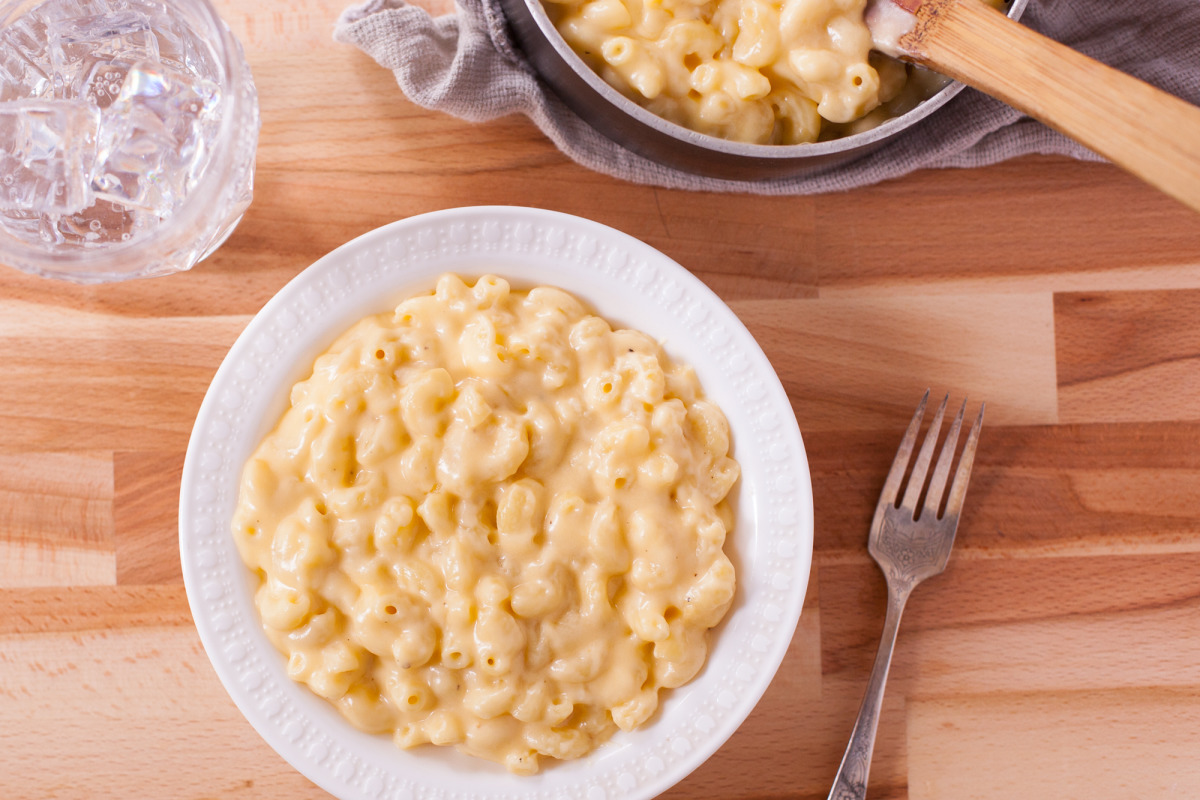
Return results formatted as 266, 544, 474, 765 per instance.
827, 583, 911, 800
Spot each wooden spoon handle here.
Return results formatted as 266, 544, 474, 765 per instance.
900, 0, 1200, 213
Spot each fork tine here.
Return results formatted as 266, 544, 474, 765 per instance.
899, 393, 948, 514
943, 402, 986, 520
923, 398, 967, 519
878, 390, 930, 507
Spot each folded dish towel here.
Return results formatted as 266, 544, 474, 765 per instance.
335, 0, 1200, 194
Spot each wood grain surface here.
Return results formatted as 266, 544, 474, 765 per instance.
2, 2, 1200, 799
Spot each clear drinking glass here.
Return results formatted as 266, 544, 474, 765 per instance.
0, 0, 259, 282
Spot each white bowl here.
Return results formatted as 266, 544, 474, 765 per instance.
179, 206, 814, 800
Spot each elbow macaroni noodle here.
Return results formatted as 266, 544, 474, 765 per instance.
233, 274, 739, 773
545, 0, 1006, 144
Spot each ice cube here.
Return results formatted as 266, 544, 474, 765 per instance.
1, 0, 143, 102
0, 14, 56, 102
0, 208, 44, 246
78, 60, 134, 108
49, 8, 159, 104
0, 98, 99, 214
23, 0, 119, 24
152, 14, 220, 82
92, 62, 220, 216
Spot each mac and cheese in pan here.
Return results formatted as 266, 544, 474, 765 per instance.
233, 274, 739, 773
547, 0, 901, 143
545, 0, 1005, 144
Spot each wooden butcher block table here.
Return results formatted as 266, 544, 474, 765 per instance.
3, 2, 1200, 798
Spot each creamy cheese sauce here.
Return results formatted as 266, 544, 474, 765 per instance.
232, 274, 739, 773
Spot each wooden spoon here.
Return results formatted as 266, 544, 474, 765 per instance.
866, 0, 1200, 213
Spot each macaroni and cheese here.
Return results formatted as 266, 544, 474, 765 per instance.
544, 0, 1004, 144
232, 274, 739, 773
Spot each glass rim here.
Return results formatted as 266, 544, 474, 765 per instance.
0, 0, 254, 280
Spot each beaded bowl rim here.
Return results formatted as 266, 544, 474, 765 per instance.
180, 205, 814, 800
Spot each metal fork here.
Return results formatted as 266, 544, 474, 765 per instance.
827, 391, 985, 800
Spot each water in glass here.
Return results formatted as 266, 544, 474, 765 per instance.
0, 0, 259, 280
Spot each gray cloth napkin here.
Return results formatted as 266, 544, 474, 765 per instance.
334, 0, 1200, 194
